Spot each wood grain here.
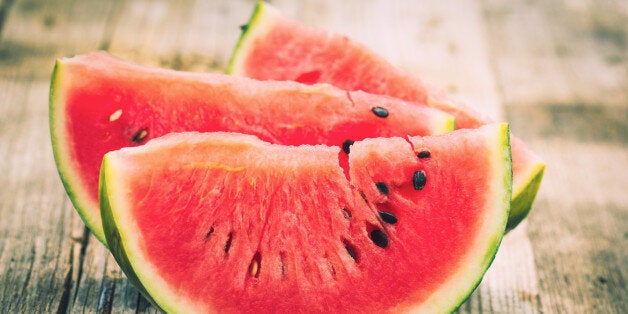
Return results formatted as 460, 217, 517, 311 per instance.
0, 0, 625, 312
482, 0, 627, 312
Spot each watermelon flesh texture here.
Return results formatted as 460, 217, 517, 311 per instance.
228, 1, 544, 230
101, 123, 511, 313
49, 52, 455, 246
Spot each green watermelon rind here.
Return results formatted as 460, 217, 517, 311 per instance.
100, 154, 200, 313
508, 162, 544, 230
226, 0, 270, 75
100, 160, 163, 311
49, 60, 109, 247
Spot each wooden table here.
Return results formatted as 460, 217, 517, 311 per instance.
0, 0, 625, 312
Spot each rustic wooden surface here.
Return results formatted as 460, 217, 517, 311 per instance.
0, 0, 626, 312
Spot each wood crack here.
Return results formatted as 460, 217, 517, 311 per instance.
98, 0, 124, 51
17, 244, 36, 311
97, 279, 115, 314
56, 263, 73, 314
0, 0, 15, 38
71, 226, 91, 306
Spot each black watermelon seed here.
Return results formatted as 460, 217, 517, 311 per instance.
371, 106, 389, 118
417, 150, 431, 159
375, 182, 389, 195
132, 129, 148, 143
359, 191, 369, 204
342, 208, 352, 220
279, 251, 287, 277
224, 232, 233, 254
378, 211, 398, 224
413, 170, 427, 190
342, 140, 355, 154
369, 230, 389, 248
344, 242, 358, 262
205, 226, 215, 239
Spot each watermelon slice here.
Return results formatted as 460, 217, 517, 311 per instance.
49, 52, 454, 246
101, 123, 511, 313
227, 1, 544, 230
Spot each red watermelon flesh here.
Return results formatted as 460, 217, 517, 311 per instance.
228, 1, 544, 230
49, 52, 454, 246
101, 123, 511, 313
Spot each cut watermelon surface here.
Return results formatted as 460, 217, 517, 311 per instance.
49, 52, 454, 246
101, 123, 511, 313
228, 1, 544, 230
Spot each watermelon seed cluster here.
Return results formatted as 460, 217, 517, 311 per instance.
367, 150, 430, 249
342, 141, 429, 259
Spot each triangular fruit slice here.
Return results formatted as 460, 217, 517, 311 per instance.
228, 1, 544, 230
101, 123, 511, 313
49, 52, 454, 246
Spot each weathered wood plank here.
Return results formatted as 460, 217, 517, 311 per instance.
527, 139, 627, 313
104, 0, 251, 73
0, 0, 119, 79
0, 78, 75, 312
0, 0, 16, 36
482, 0, 627, 312
482, 0, 627, 108
0, 0, 127, 313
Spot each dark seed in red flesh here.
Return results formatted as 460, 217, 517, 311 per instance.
378, 211, 398, 224
342, 208, 352, 219
369, 230, 389, 248
359, 191, 369, 204
132, 129, 148, 143
205, 226, 215, 239
376, 182, 389, 195
418, 150, 431, 159
342, 140, 355, 154
413, 170, 427, 190
371, 106, 389, 118
224, 232, 233, 254
344, 242, 358, 261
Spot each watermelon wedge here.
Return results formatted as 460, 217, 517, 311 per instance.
49, 52, 454, 246
227, 1, 544, 230
101, 123, 511, 313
